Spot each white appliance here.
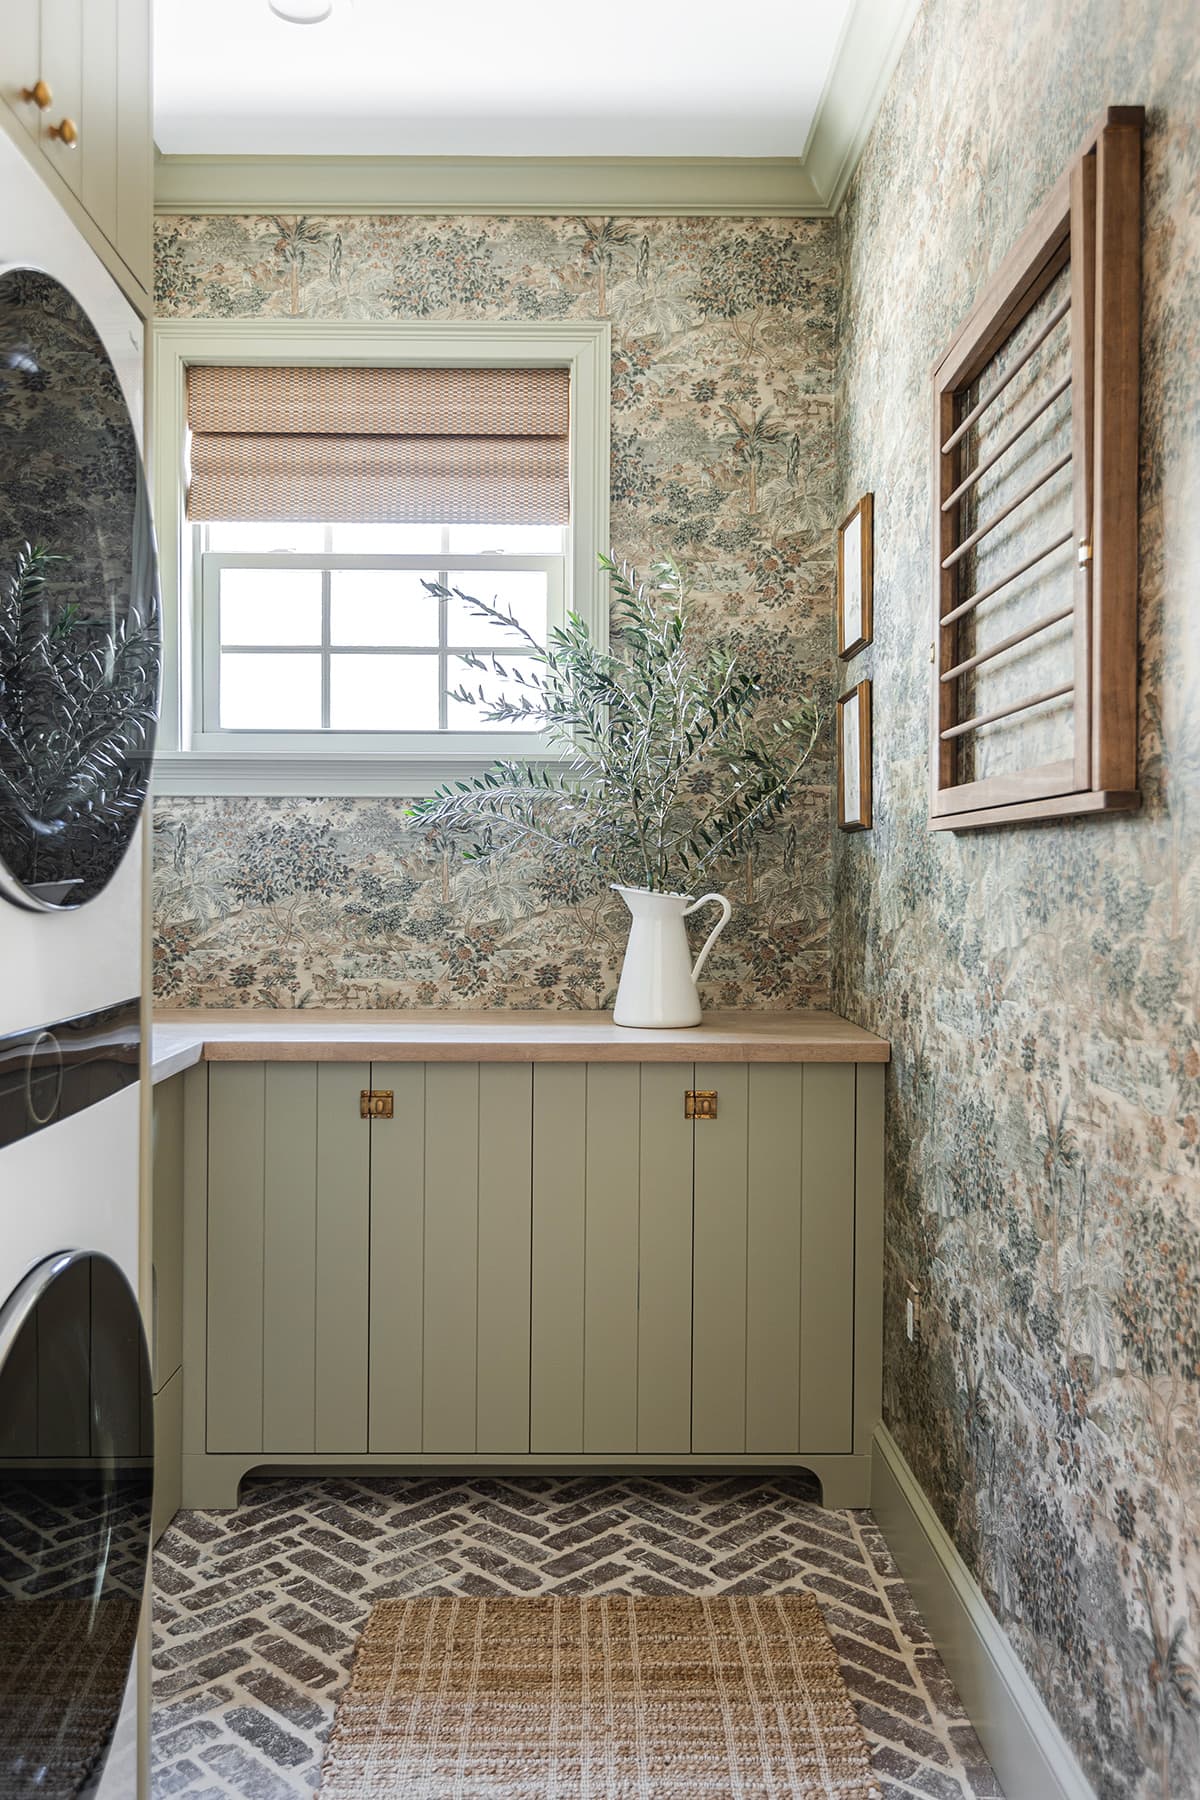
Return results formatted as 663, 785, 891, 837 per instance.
0, 126, 158, 1800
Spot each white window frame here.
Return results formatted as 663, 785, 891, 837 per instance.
150, 318, 611, 796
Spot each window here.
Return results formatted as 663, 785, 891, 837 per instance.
151, 321, 610, 795
198, 519, 565, 739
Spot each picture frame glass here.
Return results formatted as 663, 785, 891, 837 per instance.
841, 689, 862, 822
842, 513, 863, 650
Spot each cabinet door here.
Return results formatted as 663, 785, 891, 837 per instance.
691, 1063, 857, 1456
370, 1062, 533, 1454
38, 0, 84, 200
81, 0, 119, 249
114, 0, 152, 291
206, 1062, 371, 1455
530, 1062, 693, 1454
1, 0, 42, 141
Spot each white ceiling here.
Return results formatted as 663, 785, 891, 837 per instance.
152, 0, 859, 158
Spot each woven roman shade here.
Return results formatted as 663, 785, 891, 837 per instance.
186, 364, 570, 524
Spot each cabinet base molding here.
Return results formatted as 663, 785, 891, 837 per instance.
871, 1426, 1097, 1800
181, 1450, 874, 1513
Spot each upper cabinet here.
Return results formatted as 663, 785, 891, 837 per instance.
0, 0, 153, 310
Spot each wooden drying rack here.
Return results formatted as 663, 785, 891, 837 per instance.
930, 107, 1143, 831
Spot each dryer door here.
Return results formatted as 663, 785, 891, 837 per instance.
0, 1250, 153, 1798
0, 268, 160, 912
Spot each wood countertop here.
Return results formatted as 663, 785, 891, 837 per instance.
151, 1009, 889, 1082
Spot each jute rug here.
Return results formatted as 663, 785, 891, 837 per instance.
0, 1596, 139, 1799
318, 1593, 881, 1797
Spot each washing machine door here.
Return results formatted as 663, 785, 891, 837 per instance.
0, 267, 160, 912
0, 1250, 153, 1798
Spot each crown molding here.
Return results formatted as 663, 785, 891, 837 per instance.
153, 153, 828, 217
801, 0, 923, 212
152, 0, 918, 219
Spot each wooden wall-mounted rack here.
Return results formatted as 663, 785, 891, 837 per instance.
930, 107, 1143, 831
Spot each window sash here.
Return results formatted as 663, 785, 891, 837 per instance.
198, 545, 564, 749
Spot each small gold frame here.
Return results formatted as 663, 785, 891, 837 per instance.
837, 493, 874, 659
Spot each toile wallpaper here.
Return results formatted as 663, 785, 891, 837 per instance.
833, 0, 1200, 1794
151, 213, 839, 1011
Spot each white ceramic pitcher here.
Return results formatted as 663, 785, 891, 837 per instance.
611, 885, 733, 1028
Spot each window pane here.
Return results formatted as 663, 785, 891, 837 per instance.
448, 655, 543, 731
329, 522, 444, 553
329, 654, 439, 730
220, 653, 321, 728
206, 521, 325, 552
446, 571, 547, 647
447, 524, 564, 555
330, 570, 440, 646
219, 568, 322, 645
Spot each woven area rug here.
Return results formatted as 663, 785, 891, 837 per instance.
319, 1593, 880, 1798
0, 1597, 138, 1799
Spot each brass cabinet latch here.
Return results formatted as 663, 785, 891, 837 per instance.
685, 1090, 718, 1120
360, 1089, 394, 1119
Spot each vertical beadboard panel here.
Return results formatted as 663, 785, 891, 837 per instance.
530, 1064, 587, 1451
583, 1063, 641, 1453
745, 1064, 803, 1453
368, 1064, 425, 1452
799, 1064, 856, 1452
206, 1064, 264, 1452
314, 1062, 371, 1453
262, 1064, 318, 1452
476, 1063, 533, 1454
853, 1064, 886, 1457
691, 1061, 749, 1453
423, 1064, 480, 1452
637, 1062, 694, 1453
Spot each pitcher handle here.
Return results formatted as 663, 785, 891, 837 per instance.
682, 891, 733, 983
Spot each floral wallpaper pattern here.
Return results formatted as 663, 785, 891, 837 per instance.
151, 214, 840, 1010
834, 0, 1200, 1794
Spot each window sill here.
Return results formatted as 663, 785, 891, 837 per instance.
151, 750, 551, 799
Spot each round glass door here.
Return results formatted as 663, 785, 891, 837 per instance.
0, 1251, 153, 1797
0, 269, 160, 911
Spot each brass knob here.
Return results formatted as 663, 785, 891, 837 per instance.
20, 79, 52, 109
48, 117, 78, 148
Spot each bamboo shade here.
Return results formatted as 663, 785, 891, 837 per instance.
186, 364, 570, 524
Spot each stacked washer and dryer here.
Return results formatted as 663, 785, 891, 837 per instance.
0, 128, 160, 1798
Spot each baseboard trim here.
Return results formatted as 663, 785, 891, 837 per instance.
871, 1425, 1097, 1800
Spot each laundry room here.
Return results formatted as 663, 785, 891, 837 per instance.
1, 2, 1198, 1797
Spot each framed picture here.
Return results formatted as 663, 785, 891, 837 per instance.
837, 680, 873, 831
837, 493, 873, 658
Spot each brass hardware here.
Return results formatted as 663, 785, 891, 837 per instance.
360, 1088, 394, 1119
1077, 540, 1093, 565
48, 117, 78, 147
20, 79, 52, 109
685, 1089, 718, 1120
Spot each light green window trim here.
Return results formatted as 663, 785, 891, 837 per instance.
150, 318, 611, 797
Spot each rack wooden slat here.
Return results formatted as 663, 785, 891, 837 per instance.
941, 297, 1072, 454
941, 376, 1072, 512
929, 107, 1143, 832
941, 681, 1074, 742
941, 603, 1074, 684
941, 530, 1073, 626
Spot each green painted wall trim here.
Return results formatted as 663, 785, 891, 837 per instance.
871, 1425, 1098, 1800
153, 154, 828, 218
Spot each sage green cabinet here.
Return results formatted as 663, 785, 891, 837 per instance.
186, 1056, 883, 1510
0, 0, 153, 304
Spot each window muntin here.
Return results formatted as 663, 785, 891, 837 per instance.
197, 521, 564, 744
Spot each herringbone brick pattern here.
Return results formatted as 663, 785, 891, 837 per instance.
151, 1474, 1002, 1799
